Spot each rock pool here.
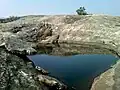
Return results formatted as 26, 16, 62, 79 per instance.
28, 54, 118, 90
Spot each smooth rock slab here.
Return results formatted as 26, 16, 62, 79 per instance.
91, 60, 120, 90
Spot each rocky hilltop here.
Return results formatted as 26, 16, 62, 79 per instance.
0, 15, 120, 90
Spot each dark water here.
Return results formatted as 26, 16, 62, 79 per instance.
28, 54, 118, 90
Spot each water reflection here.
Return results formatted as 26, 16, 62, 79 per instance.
28, 44, 119, 90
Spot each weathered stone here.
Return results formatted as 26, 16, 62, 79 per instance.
91, 68, 115, 90
37, 75, 67, 90
36, 43, 118, 56
0, 48, 41, 90
0, 48, 66, 90
4, 35, 36, 55
35, 66, 49, 75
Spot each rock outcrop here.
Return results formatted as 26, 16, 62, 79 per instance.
36, 43, 117, 56
0, 47, 66, 90
0, 15, 120, 90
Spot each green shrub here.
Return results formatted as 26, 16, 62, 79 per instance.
0, 16, 20, 23
76, 7, 88, 15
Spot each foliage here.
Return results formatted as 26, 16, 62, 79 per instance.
76, 7, 88, 15
0, 16, 20, 23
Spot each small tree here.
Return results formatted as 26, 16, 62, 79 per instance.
76, 7, 87, 15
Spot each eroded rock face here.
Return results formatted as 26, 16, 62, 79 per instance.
36, 43, 117, 56
1, 15, 120, 50
0, 48, 41, 90
0, 48, 66, 90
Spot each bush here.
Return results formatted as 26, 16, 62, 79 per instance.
76, 7, 88, 15
0, 16, 20, 23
